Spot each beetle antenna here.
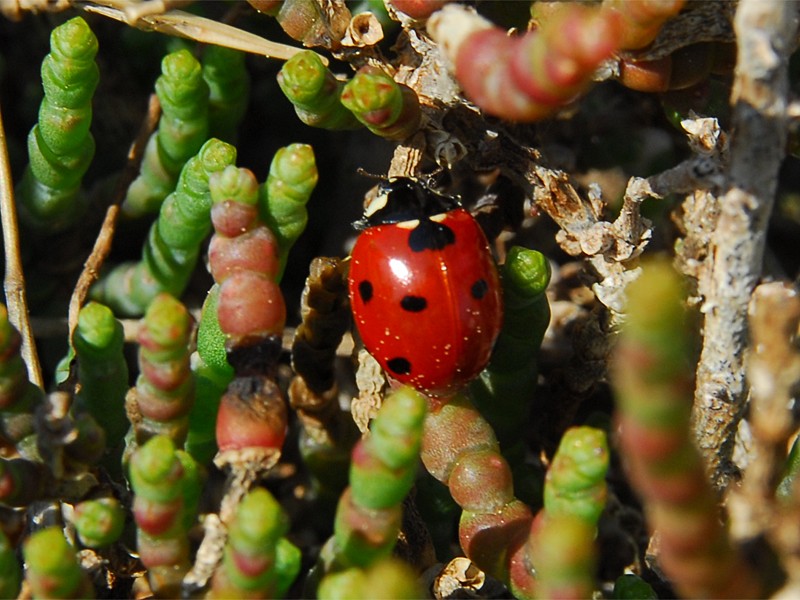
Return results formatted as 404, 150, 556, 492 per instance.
356, 168, 387, 181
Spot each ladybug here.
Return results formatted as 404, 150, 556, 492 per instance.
348, 177, 503, 397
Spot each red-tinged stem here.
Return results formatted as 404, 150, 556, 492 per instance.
428, 4, 621, 122
420, 392, 537, 598
612, 259, 763, 599
387, 0, 450, 20
215, 375, 288, 470
527, 512, 596, 600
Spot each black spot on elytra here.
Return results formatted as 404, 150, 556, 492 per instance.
408, 218, 455, 252
387, 357, 411, 375
358, 280, 373, 303
401, 295, 427, 312
471, 279, 488, 300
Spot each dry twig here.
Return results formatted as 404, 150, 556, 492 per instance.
67, 94, 161, 349
0, 103, 43, 388
692, 0, 798, 490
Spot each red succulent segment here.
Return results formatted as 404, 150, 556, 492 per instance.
210, 200, 259, 238
129, 436, 197, 595
217, 273, 286, 341
340, 68, 421, 140
388, 0, 450, 20
209, 166, 286, 347
459, 500, 533, 580
421, 393, 498, 482
208, 229, 281, 284
333, 488, 403, 567
429, 4, 621, 122
448, 449, 515, 512
0, 305, 41, 449
215, 378, 288, 455
133, 294, 195, 446
133, 496, 183, 537
419, 391, 537, 595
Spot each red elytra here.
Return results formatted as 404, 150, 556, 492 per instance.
348, 178, 503, 397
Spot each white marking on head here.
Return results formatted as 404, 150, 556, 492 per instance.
395, 219, 420, 230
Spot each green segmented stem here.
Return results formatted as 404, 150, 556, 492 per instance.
612, 258, 762, 599
0, 529, 21, 599
210, 487, 299, 598
133, 294, 194, 447
122, 49, 210, 218
543, 426, 609, 528
23, 527, 93, 599
318, 558, 424, 600
470, 248, 550, 439
340, 67, 421, 140
93, 138, 236, 317
528, 513, 596, 600
129, 435, 199, 597
278, 50, 361, 130
73, 302, 129, 450
260, 143, 319, 279
186, 286, 234, 465
320, 386, 425, 577
0, 304, 43, 452
470, 246, 550, 506
203, 45, 250, 143
17, 16, 98, 232
73, 497, 125, 548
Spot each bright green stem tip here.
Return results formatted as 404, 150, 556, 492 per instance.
23, 527, 84, 595
369, 386, 427, 467
622, 257, 692, 376
555, 426, 610, 486
74, 498, 125, 548
132, 435, 178, 484
341, 70, 401, 116
161, 48, 203, 86
271, 143, 317, 183
234, 487, 289, 547
76, 302, 120, 350
544, 426, 609, 526
210, 165, 259, 206
52, 16, 98, 60
143, 294, 192, 348
624, 258, 689, 342
504, 246, 551, 298
279, 50, 329, 102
